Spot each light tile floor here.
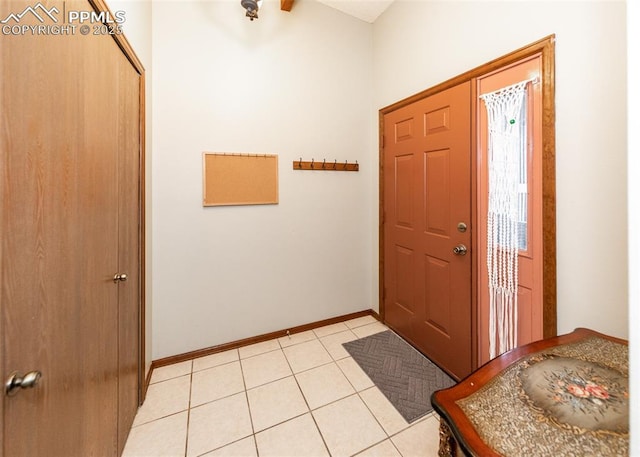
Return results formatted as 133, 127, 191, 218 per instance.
123, 316, 441, 457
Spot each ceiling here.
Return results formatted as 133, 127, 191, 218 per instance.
313, 0, 395, 23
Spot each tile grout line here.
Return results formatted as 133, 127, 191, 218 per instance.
279, 336, 333, 457
237, 347, 258, 457
188, 359, 255, 456
251, 336, 304, 456
362, 412, 440, 457
186, 359, 316, 416
191, 349, 239, 374
132, 320, 386, 456
308, 408, 332, 457
317, 329, 360, 362
310, 324, 370, 456
184, 359, 194, 457
351, 387, 396, 456
131, 367, 194, 430
336, 327, 422, 457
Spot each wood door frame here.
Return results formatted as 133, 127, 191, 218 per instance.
88, 0, 147, 405
379, 35, 556, 371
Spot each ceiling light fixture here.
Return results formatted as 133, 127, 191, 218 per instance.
241, 0, 262, 21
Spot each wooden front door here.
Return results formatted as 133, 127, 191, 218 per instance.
382, 81, 472, 380
0, 1, 142, 455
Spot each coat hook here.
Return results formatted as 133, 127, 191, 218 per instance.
299, 157, 302, 168
333, 160, 337, 169
344, 160, 347, 169
322, 159, 326, 169
311, 158, 314, 169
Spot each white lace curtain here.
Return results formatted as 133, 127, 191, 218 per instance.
480, 79, 532, 359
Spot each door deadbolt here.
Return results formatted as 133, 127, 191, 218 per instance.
5, 371, 42, 396
457, 222, 467, 233
453, 244, 468, 256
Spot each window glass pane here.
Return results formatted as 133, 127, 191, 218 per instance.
517, 99, 528, 251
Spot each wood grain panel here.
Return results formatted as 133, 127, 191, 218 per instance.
117, 51, 142, 454
78, 26, 120, 457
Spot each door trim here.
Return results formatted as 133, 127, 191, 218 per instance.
89, 0, 145, 74
379, 35, 556, 370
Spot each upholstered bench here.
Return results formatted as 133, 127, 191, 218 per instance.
431, 328, 628, 456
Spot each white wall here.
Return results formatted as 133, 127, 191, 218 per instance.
149, 0, 628, 360
373, 0, 628, 339
151, 0, 374, 359
627, 0, 638, 453
109, 0, 152, 67
108, 0, 154, 376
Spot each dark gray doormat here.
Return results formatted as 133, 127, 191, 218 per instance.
343, 330, 456, 423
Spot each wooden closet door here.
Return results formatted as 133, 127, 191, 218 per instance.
117, 55, 142, 454
0, 23, 120, 457
0, 1, 141, 455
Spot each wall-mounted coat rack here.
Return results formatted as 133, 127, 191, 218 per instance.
293, 158, 359, 172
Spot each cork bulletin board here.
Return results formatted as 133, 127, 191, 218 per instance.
203, 153, 279, 206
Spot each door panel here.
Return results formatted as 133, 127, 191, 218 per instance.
117, 56, 142, 454
384, 82, 472, 379
424, 149, 450, 235
394, 246, 415, 314
425, 106, 450, 134
395, 155, 415, 228
424, 255, 451, 334
395, 117, 415, 142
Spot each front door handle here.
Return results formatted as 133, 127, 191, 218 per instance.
453, 244, 468, 256
5, 371, 42, 396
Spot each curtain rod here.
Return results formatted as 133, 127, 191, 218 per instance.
479, 77, 539, 99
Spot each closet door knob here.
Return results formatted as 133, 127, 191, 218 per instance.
5, 371, 42, 396
113, 273, 128, 282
